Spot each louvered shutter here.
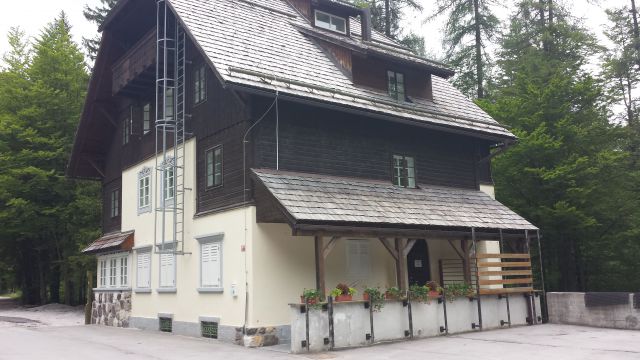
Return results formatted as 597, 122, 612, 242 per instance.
160, 253, 175, 287
201, 242, 221, 287
137, 252, 150, 288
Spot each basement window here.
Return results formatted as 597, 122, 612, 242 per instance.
159, 317, 173, 332
387, 71, 405, 101
201, 321, 218, 338
393, 155, 416, 188
314, 10, 346, 34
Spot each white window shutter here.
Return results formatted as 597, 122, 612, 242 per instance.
201, 242, 221, 287
160, 253, 175, 287
137, 252, 150, 288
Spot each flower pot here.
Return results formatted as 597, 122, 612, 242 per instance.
385, 293, 399, 300
301, 296, 317, 305
428, 291, 441, 297
363, 293, 370, 301
334, 294, 353, 302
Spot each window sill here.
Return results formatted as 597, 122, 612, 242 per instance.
157, 287, 177, 294
93, 287, 132, 292
134, 288, 152, 293
197, 287, 223, 293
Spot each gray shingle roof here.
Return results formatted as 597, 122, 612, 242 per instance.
82, 231, 135, 254
252, 169, 537, 231
168, 0, 515, 139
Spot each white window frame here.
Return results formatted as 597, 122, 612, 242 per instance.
196, 233, 224, 293
110, 189, 120, 218
205, 145, 223, 188
387, 70, 406, 102
135, 248, 152, 292
143, 102, 151, 134
194, 65, 206, 105
346, 239, 371, 280
138, 167, 152, 214
393, 154, 416, 188
96, 252, 131, 290
314, 10, 347, 34
161, 157, 175, 208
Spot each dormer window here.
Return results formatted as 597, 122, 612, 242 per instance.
314, 10, 346, 34
387, 71, 405, 101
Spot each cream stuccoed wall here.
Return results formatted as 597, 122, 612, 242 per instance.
249, 222, 397, 328
120, 139, 248, 327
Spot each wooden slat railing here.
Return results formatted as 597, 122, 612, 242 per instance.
474, 253, 536, 295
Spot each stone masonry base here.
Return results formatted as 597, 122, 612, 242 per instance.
91, 290, 132, 327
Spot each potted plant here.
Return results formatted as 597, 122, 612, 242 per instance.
385, 286, 403, 300
409, 284, 429, 303
443, 283, 476, 303
330, 283, 356, 302
363, 287, 385, 311
301, 288, 320, 305
426, 281, 442, 298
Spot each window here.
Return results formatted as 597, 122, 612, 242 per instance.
138, 167, 152, 214
136, 251, 151, 289
387, 70, 405, 101
201, 242, 222, 289
201, 321, 218, 338
194, 65, 206, 104
159, 317, 173, 332
347, 240, 370, 279
99, 259, 107, 287
143, 103, 151, 134
393, 155, 416, 188
165, 88, 174, 121
314, 10, 347, 34
159, 252, 176, 288
163, 167, 175, 204
96, 253, 130, 289
110, 189, 120, 218
206, 146, 223, 188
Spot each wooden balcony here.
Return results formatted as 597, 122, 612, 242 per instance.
112, 28, 156, 96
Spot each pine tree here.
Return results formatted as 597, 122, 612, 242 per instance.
0, 13, 99, 305
479, 1, 640, 292
82, 0, 118, 60
428, 0, 499, 99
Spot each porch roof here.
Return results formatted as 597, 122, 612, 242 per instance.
82, 231, 135, 254
252, 169, 537, 232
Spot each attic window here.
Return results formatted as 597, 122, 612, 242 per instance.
314, 10, 346, 34
387, 71, 405, 101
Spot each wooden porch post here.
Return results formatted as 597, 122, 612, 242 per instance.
396, 238, 409, 292
314, 235, 326, 299
461, 238, 472, 285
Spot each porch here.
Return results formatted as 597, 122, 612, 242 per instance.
250, 169, 544, 352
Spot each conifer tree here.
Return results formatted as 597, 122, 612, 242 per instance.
82, 0, 118, 60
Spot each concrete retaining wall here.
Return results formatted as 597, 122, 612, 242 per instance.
290, 294, 541, 353
548, 292, 640, 330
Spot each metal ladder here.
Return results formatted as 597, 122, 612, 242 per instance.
154, 0, 187, 255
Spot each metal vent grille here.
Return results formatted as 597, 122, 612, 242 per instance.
201, 321, 218, 339
159, 317, 173, 332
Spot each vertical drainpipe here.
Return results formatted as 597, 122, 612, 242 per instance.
536, 229, 547, 323
472, 227, 483, 330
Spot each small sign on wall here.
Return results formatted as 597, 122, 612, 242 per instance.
414, 260, 423, 268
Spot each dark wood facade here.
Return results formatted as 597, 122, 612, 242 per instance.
72, 0, 494, 235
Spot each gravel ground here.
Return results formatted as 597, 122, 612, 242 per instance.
0, 297, 84, 328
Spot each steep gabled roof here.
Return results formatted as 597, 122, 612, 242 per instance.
167, 0, 515, 140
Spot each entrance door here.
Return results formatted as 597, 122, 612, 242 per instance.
407, 239, 431, 286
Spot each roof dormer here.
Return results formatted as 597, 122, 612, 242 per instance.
290, 0, 368, 38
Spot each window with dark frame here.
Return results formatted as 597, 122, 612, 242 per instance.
205, 146, 223, 188
122, 114, 131, 145
387, 70, 405, 101
143, 103, 151, 134
194, 65, 206, 104
392, 155, 416, 188
110, 189, 120, 218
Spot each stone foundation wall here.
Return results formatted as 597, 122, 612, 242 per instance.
548, 292, 640, 330
92, 290, 132, 327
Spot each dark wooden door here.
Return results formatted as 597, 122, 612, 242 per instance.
407, 239, 431, 286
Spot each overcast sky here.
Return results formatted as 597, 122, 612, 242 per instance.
0, 0, 629, 63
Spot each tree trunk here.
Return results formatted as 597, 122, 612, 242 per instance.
37, 251, 47, 305
473, 0, 484, 99
50, 264, 60, 304
631, 0, 640, 66
384, 0, 391, 37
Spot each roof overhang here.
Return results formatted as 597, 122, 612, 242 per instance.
82, 230, 135, 254
251, 168, 537, 238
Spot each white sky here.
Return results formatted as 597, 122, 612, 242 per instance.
0, 0, 628, 62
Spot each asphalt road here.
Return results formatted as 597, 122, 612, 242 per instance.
0, 316, 638, 360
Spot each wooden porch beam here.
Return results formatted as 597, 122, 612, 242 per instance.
447, 239, 464, 260
402, 239, 416, 257
379, 237, 398, 261
396, 238, 409, 292
323, 236, 339, 259
461, 238, 472, 285
86, 158, 105, 178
